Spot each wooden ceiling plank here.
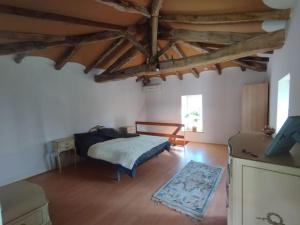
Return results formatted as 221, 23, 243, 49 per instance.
173, 43, 199, 78
84, 38, 125, 73
95, 30, 285, 82
96, 0, 150, 17
151, 0, 164, 58
0, 31, 65, 42
160, 9, 290, 25
55, 45, 80, 70
0, 4, 125, 31
0, 30, 122, 55
160, 28, 260, 45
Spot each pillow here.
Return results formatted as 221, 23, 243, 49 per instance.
74, 132, 108, 157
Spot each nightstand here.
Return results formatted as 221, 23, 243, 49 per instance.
119, 126, 136, 134
52, 137, 76, 173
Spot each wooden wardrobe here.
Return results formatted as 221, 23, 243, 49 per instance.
241, 82, 269, 132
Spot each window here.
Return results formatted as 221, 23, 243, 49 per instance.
276, 74, 290, 132
181, 95, 203, 132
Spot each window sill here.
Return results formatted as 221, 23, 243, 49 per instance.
183, 130, 204, 133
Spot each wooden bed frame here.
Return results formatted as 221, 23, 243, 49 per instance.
135, 121, 185, 145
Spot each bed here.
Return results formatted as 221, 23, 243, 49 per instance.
74, 128, 170, 181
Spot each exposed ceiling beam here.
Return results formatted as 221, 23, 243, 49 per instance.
14, 52, 30, 64
55, 45, 80, 70
124, 34, 150, 57
172, 43, 200, 78
96, 0, 150, 17
84, 38, 126, 73
233, 60, 267, 71
151, 0, 164, 58
159, 28, 260, 45
0, 4, 125, 31
0, 30, 65, 42
160, 9, 290, 25
95, 30, 284, 82
157, 43, 169, 60
0, 30, 122, 55
215, 64, 222, 75
156, 40, 175, 60
186, 41, 267, 72
160, 75, 166, 81
239, 56, 269, 63
104, 39, 148, 73
104, 46, 139, 73
176, 71, 183, 80
157, 43, 184, 79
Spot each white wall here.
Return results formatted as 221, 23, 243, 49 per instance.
0, 56, 146, 186
268, 0, 300, 128
144, 69, 268, 144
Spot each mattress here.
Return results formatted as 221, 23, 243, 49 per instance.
87, 135, 168, 170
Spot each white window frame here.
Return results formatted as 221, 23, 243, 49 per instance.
181, 95, 203, 132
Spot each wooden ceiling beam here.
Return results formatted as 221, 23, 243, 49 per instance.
172, 43, 199, 78
233, 60, 267, 72
186, 41, 266, 72
103, 39, 149, 74
95, 30, 284, 82
215, 64, 222, 75
55, 45, 80, 70
124, 34, 150, 57
0, 30, 122, 55
239, 56, 269, 63
160, 75, 166, 81
104, 46, 139, 73
96, 0, 150, 17
151, 0, 164, 58
156, 40, 175, 60
157, 43, 169, 60
160, 9, 290, 25
0, 4, 125, 31
157, 43, 184, 79
159, 28, 259, 45
0, 31, 65, 42
14, 52, 30, 64
176, 71, 183, 80
84, 38, 126, 73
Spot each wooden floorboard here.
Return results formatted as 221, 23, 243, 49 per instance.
29, 143, 228, 225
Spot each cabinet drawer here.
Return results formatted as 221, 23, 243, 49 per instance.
242, 165, 300, 225
7, 208, 44, 225
53, 138, 75, 152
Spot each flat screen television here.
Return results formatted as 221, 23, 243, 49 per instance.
265, 116, 300, 156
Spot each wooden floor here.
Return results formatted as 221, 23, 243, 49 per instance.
29, 143, 228, 225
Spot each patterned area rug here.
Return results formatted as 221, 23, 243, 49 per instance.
152, 161, 223, 220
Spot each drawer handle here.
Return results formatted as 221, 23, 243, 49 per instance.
256, 212, 285, 225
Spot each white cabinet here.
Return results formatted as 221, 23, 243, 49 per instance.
228, 133, 300, 225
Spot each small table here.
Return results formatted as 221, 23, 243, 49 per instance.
52, 137, 77, 173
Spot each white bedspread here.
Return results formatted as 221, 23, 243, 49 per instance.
87, 135, 168, 169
